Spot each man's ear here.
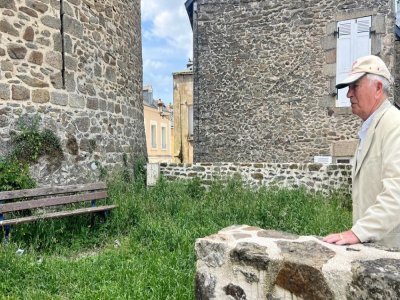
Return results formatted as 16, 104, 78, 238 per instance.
376, 80, 384, 97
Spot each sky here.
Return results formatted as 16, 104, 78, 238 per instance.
141, 0, 193, 105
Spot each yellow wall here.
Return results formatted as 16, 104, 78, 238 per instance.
143, 104, 173, 163
173, 71, 193, 163
171, 127, 175, 156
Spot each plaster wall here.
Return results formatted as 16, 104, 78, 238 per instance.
143, 104, 173, 163
173, 69, 194, 163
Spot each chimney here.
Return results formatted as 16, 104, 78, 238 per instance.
187, 58, 193, 69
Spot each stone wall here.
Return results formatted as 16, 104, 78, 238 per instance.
160, 162, 352, 193
192, 0, 395, 163
0, 0, 146, 185
196, 225, 400, 299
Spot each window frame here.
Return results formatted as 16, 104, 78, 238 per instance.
336, 16, 372, 108
150, 121, 157, 149
161, 123, 167, 150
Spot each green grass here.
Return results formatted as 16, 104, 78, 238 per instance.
0, 174, 351, 299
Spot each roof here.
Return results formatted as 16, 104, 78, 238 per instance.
143, 100, 158, 109
143, 97, 172, 116
143, 98, 164, 110
185, 0, 194, 29
173, 66, 193, 76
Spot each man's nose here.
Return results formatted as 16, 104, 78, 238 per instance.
347, 87, 353, 98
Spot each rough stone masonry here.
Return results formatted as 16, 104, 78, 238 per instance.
195, 225, 400, 300
191, 0, 395, 163
0, 0, 146, 185
160, 162, 352, 194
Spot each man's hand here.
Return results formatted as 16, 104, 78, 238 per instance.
323, 230, 361, 245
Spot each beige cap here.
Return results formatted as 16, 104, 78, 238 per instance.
336, 55, 392, 89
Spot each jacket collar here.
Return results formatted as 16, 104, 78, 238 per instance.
354, 100, 392, 176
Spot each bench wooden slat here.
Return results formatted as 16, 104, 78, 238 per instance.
0, 191, 107, 213
0, 205, 117, 226
0, 182, 107, 201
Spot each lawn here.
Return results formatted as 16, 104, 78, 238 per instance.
0, 174, 352, 299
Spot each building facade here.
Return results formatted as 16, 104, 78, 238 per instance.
143, 85, 173, 163
186, 0, 398, 163
173, 60, 194, 163
0, 0, 146, 185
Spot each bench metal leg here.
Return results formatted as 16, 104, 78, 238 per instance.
0, 212, 10, 243
90, 200, 97, 226
90, 200, 110, 218
91, 210, 110, 227
4, 225, 10, 243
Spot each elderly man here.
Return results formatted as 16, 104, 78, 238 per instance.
323, 55, 400, 247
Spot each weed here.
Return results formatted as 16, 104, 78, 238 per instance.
0, 176, 352, 298
94, 161, 108, 180
0, 157, 36, 191
0, 116, 66, 190
133, 156, 147, 187
185, 177, 206, 200
88, 139, 97, 153
10, 116, 63, 170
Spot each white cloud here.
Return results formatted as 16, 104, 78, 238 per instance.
141, 0, 193, 103
143, 59, 165, 70
141, 1, 182, 21
145, 71, 173, 102
141, 0, 192, 57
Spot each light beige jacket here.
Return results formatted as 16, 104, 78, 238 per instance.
351, 100, 400, 247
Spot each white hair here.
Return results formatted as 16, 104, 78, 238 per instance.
366, 74, 391, 95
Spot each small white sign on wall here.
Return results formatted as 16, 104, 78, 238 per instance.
314, 156, 332, 165
147, 163, 160, 186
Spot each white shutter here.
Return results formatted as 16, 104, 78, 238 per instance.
336, 20, 352, 107
151, 123, 157, 148
336, 16, 371, 107
354, 16, 371, 58
161, 126, 167, 149
188, 105, 193, 136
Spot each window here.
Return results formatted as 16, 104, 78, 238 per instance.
333, 156, 353, 164
151, 123, 157, 148
161, 125, 167, 150
188, 105, 193, 137
336, 16, 371, 107
336, 158, 351, 164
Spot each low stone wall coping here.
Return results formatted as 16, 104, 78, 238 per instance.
195, 225, 400, 299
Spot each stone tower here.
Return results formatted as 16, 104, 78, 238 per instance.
0, 0, 146, 185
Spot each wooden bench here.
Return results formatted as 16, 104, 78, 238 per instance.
0, 182, 116, 240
